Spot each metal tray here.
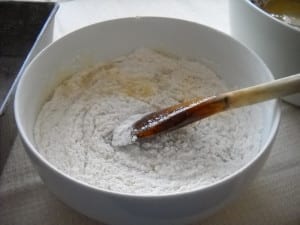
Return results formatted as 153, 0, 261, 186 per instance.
0, 1, 59, 173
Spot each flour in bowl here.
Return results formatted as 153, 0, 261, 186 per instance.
34, 48, 263, 195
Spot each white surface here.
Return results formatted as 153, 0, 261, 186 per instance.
53, 0, 229, 40
0, 1, 299, 225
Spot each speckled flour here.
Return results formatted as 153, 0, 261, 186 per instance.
34, 48, 262, 195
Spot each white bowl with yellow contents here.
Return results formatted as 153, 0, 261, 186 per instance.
15, 17, 280, 225
229, 0, 300, 105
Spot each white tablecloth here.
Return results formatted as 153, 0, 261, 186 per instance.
0, 1, 299, 224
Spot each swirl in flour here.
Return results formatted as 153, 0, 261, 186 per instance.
34, 48, 263, 195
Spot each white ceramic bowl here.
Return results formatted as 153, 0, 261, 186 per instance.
15, 17, 280, 225
229, 0, 300, 106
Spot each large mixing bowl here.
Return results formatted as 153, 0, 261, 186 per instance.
15, 17, 280, 225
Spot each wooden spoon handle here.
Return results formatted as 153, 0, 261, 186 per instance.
134, 74, 300, 139
228, 73, 300, 108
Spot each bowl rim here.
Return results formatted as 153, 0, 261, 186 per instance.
14, 16, 281, 199
246, 0, 300, 32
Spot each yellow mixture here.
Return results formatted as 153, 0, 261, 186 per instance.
263, 0, 300, 27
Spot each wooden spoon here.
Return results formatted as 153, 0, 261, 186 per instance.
112, 74, 300, 146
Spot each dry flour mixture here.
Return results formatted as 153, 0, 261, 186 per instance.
34, 48, 263, 195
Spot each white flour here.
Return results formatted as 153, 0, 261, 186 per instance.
34, 48, 263, 195
112, 114, 143, 146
